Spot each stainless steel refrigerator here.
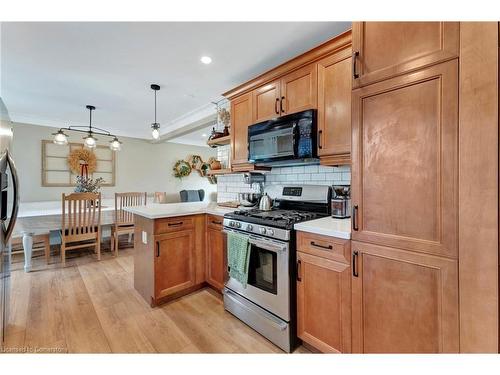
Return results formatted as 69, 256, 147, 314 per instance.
0, 97, 19, 348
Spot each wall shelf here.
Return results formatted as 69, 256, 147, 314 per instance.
207, 135, 231, 147
207, 168, 232, 176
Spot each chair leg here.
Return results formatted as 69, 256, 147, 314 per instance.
110, 229, 114, 252
61, 243, 66, 266
44, 234, 50, 265
114, 233, 119, 257
97, 237, 101, 261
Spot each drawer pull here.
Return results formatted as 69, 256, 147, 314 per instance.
318, 130, 323, 149
280, 96, 285, 113
211, 220, 222, 225
156, 241, 160, 257
275, 97, 280, 114
352, 205, 359, 231
296, 260, 302, 282
168, 221, 183, 227
310, 241, 333, 250
353, 51, 360, 79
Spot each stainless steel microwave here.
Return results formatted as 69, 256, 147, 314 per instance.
248, 109, 317, 166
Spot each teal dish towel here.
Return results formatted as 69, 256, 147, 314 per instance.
227, 232, 251, 288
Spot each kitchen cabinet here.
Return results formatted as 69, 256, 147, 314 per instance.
351, 60, 458, 258
351, 240, 459, 353
352, 22, 459, 88
231, 92, 253, 166
317, 46, 352, 165
296, 231, 351, 353
206, 214, 227, 291
252, 64, 317, 123
154, 230, 195, 300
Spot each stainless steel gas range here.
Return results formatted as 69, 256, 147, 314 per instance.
222, 185, 331, 352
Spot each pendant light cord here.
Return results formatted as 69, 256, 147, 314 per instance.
154, 89, 157, 123
89, 107, 93, 132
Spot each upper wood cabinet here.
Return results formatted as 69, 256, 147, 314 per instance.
253, 64, 317, 123
230, 92, 253, 166
154, 229, 195, 300
253, 80, 280, 123
351, 60, 458, 258
280, 64, 317, 116
352, 22, 459, 88
351, 241, 459, 353
317, 46, 352, 165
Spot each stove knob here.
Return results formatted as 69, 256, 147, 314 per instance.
229, 221, 235, 227
259, 227, 267, 235
267, 229, 275, 236
235, 222, 241, 228
246, 224, 253, 231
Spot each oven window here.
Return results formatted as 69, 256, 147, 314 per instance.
247, 245, 278, 295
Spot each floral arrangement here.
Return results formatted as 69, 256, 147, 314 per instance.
218, 107, 230, 127
74, 176, 104, 193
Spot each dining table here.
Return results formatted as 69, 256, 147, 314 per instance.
13, 199, 117, 272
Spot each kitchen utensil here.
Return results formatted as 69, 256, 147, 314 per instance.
258, 193, 273, 211
238, 193, 262, 207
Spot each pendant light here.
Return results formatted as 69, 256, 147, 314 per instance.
150, 84, 161, 140
52, 105, 122, 151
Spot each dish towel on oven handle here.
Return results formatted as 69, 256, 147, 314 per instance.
227, 231, 251, 288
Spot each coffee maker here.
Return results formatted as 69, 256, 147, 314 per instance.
331, 185, 351, 219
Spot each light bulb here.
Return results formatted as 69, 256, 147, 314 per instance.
151, 123, 160, 140
109, 137, 122, 151
53, 129, 68, 145
83, 134, 97, 148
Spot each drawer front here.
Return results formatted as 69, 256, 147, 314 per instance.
155, 216, 195, 234
207, 214, 224, 230
297, 231, 350, 263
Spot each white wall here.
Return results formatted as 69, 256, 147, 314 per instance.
12, 122, 217, 203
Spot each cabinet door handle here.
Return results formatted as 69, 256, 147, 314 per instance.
352, 251, 359, 277
352, 205, 359, 231
280, 96, 285, 113
296, 260, 302, 282
211, 220, 222, 225
156, 241, 160, 257
318, 130, 323, 149
275, 97, 280, 114
353, 51, 360, 79
168, 221, 183, 226
310, 241, 332, 250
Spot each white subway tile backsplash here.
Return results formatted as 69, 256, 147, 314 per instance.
216, 165, 351, 203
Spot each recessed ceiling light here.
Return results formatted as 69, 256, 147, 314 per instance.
200, 56, 212, 64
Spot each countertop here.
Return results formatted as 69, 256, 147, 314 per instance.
294, 216, 351, 239
124, 202, 234, 219
18, 199, 116, 218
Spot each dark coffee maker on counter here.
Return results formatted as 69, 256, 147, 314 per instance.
331, 185, 351, 219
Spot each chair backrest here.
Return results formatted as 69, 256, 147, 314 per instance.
61, 192, 101, 241
179, 189, 205, 202
115, 192, 147, 225
154, 192, 167, 203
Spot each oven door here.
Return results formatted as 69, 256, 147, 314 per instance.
224, 229, 290, 321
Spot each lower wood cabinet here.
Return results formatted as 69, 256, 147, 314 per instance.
296, 235, 352, 353
206, 215, 227, 291
154, 229, 195, 300
351, 240, 459, 353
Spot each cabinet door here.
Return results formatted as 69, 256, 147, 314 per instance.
352, 22, 459, 88
154, 230, 195, 299
297, 252, 351, 353
317, 47, 352, 162
252, 79, 280, 123
206, 227, 227, 291
351, 241, 459, 353
280, 64, 317, 116
230, 92, 253, 165
351, 60, 458, 258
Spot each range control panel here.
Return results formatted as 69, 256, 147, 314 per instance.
282, 187, 302, 197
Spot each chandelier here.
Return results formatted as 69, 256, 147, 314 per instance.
52, 105, 122, 151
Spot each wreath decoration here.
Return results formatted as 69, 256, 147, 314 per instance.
173, 160, 192, 179
67, 148, 97, 175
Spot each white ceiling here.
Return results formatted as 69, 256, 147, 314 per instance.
0, 22, 351, 140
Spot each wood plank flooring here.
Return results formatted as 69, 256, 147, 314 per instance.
4, 245, 308, 353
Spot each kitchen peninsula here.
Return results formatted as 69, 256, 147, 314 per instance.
125, 202, 233, 306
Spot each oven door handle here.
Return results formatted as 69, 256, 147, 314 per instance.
222, 229, 287, 253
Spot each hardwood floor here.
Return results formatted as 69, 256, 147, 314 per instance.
4, 244, 309, 353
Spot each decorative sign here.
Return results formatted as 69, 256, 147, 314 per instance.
41, 140, 115, 187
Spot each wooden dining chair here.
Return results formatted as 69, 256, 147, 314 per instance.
111, 192, 147, 255
61, 192, 101, 265
153, 191, 167, 203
